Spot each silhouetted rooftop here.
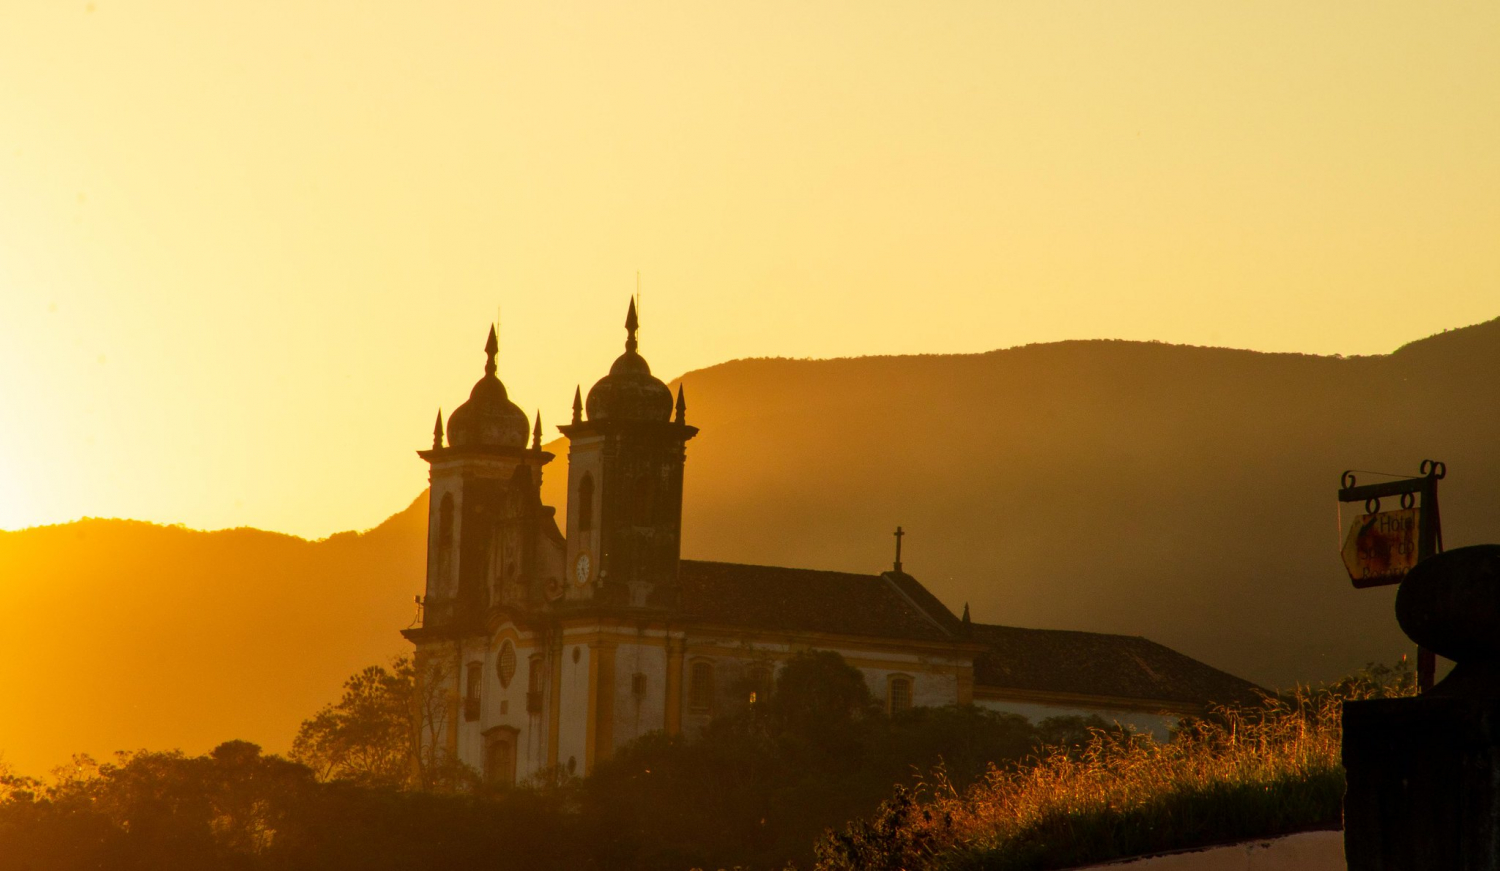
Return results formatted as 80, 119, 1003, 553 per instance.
970, 622, 1266, 707
678, 560, 954, 642
677, 560, 1264, 708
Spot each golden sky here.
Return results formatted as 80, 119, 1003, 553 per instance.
1, 1, 1496, 537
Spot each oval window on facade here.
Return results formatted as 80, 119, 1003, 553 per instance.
497, 641, 517, 688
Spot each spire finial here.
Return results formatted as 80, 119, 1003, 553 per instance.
432, 409, 444, 449
532, 411, 542, 450
572, 385, 583, 424
674, 384, 686, 424
893, 526, 905, 573
961, 602, 971, 637
484, 325, 498, 377
624, 298, 639, 353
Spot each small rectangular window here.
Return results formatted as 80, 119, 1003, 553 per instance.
747, 665, 773, 705
689, 661, 715, 711
888, 676, 913, 715
464, 662, 483, 721
632, 673, 647, 696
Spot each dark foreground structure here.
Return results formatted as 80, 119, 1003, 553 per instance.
1344, 544, 1500, 870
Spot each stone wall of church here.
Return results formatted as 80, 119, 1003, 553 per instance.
438, 628, 557, 785
555, 632, 592, 777
609, 635, 671, 749
450, 620, 981, 783
676, 631, 970, 734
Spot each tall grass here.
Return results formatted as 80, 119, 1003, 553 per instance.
817, 669, 1416, 871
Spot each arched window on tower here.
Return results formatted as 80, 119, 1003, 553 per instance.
578, 474, 594, 532
632, 475, 654, 526
439, 493, 455, 545
435, 493, 455, 595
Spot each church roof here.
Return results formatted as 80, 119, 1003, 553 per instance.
673, 560, 1263, 709
678, 560, 957, 643
970, 622, 1265, 708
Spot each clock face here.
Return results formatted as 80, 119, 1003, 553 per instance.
573, 552, 592, 586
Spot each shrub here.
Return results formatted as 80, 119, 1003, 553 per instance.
818, 667, 1417, 871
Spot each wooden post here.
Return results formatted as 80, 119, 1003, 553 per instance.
1416, 472, 1443, 693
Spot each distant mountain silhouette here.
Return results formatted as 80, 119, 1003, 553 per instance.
5, 317, 1497, 775
0, 502, 427, 777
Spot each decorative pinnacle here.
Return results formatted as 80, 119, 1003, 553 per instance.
484, 325, 498, 377
894, 526, 905, 573
432, 410, 444, 449
675, 384, 686, 424
962, 603, 971, 625
532, 411, 542, 450
572, 385, 583, 424
624, 298, 639, 353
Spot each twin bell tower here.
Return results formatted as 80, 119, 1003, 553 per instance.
415, 300, 698, 636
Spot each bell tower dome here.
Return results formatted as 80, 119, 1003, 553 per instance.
416, 326, 558, 632
558, 300, 697, 609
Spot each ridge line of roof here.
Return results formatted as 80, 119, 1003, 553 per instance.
970, 620, 1145, 643
680, 558, 885, 580
878, 571, 955, 638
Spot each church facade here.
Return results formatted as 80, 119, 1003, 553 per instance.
402, 303, 1260, 785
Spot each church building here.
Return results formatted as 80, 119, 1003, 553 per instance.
401, 303, 1260, 785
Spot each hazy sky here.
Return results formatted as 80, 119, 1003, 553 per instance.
1, 1, 1496, 537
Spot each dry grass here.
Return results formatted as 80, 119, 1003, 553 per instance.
818, 670, 1416, 871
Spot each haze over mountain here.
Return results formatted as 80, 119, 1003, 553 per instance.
4, 317, 1497, 776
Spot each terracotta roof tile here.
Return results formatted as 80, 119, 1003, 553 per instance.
971, 622, 1265, 707
674, 561, 1263, 709
678, 560, 953, 642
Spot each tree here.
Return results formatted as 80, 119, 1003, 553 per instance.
763, 649, 879, 772
292, 654, 477, 792
292, 657, 416, 788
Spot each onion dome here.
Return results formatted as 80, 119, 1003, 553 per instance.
446, 326, 530, 448
586, 299, 674, 422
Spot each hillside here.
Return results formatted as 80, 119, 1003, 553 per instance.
638, 319, 1500, 694
4, 317, 1498, 775
0, 501, 427, 777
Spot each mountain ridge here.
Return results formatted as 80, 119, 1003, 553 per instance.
5, 316, 1497, 776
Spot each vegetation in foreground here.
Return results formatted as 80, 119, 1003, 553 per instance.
818, 662, 1417, 871
0, 656, 1415, 871
0, 652, 1100, 871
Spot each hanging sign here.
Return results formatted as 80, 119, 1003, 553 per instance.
1341, 507, 1421, 588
